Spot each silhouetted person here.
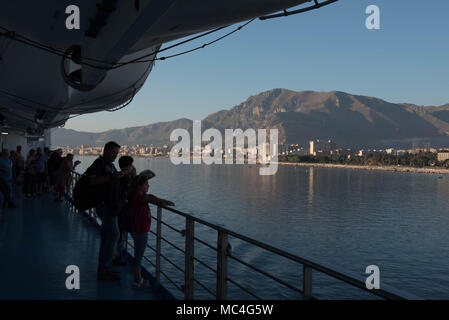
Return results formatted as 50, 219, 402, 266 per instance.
87, 141, 124, 281
23, 149, 38, 198
14, 146, 24, 183
54, 153, 74, 202
113, 155, 136, 266
48, 149, 63, 193
9, 151, 16, 184
35, 147, 48, 195
0, 149, 16, 208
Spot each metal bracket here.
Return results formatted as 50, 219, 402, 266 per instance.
259, 0, 339, 20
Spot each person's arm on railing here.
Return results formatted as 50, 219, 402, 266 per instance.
144, 194, 175, 207
73, 160, 81, 170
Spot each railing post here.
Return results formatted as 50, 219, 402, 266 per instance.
184, 218, 195, 300
156, 206, 162, 284
216, 230, 228, 300
303, 265, 313, 300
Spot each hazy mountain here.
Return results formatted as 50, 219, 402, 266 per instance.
52, 89, 449, 148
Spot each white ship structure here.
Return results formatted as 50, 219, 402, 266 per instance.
0, 0, 337, 151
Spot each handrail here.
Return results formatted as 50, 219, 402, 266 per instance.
68, 171, 421, 300
155, 203, 420, 300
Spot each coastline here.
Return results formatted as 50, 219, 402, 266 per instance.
277, 162, 449, 175
75, 155, 449, 175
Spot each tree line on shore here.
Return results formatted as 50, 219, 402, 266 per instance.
278, 152, 449, 168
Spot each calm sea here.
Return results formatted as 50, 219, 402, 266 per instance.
75, 156, 449, 299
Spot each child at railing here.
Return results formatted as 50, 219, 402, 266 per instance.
128, 170, 174, 288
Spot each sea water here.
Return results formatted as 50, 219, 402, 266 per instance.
75, 156, 449, 299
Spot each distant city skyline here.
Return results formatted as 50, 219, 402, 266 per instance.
65, 0, 449, 133
56, 142, 449, 164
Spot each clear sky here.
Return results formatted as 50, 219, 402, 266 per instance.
65, 0, 449, 132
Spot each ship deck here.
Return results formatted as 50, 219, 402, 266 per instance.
0, 190, 171, 300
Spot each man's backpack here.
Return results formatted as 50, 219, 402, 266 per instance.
73, 174, 102, 211
73, 157, 109, 211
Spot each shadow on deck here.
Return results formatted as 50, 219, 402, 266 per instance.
0, 190, 173, 300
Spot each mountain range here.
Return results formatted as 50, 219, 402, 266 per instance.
52, 89, 449, 149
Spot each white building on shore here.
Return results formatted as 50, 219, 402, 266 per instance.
309, 139, 336, 156
437, 152, 449, 162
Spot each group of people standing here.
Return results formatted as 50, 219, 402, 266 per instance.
0, 145, 81, 213
21, 146, 49, 198
47, 150, 80, 201
85, 141, 174, 288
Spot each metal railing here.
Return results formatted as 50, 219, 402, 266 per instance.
67, 171, 420, 300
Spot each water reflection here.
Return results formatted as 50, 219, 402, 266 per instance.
308, 167, 314, 206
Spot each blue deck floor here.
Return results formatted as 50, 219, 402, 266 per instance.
0, 190, 170, 300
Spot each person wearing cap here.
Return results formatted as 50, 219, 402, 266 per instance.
128, 169, 174, 288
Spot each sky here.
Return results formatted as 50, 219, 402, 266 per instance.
65, 0, 449, 132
